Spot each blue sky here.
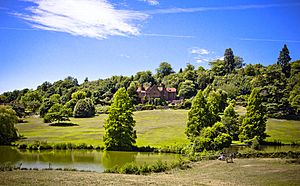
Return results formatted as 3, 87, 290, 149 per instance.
0, 0, 300, 93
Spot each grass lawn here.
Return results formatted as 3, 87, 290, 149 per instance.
0, 158, 299, 185
15, 110, 189, 147
266, 118, 300, 144
15, 109, 300, 147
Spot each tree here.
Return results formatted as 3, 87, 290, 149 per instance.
185, 90, 215, 140
239, 88, 267, 143
20, 90, 42, 113
224, 48, 235, 73
193, 122, 232, 151
0, 105, 18, 145
44, 104, 71, 123
207, 89, 227, 117
156, 62, 174, 79
73, 98, 95, 118
103, 88, 136, 151
277, 44, 291, 78
71, 91, 86, 101
221, 104, 240, 140
178, 80, 197, 99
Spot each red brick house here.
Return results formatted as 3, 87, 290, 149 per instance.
137, 85, 177, 102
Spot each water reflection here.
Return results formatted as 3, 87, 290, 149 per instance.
0, 146, 179, 172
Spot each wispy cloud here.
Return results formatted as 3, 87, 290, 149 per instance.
190, 48, 210, 55
120, 54, 130, 58
146, 3, 300, 14
142, 33, 194, 38
140, 0, 159, 6
238, 37, 300, 43
0, 27, 37, 31
189, 47, 214, 64
15, 0, 148, 39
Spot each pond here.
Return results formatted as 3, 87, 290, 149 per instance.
0, 146, 182, 172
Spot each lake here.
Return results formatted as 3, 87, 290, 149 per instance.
0, 146, 182, 172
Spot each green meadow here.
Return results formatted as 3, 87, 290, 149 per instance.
15, 109, 300, 147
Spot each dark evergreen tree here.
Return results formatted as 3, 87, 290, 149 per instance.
103, 88, 136, 151
277, 44, 291, 78
224, 48, 235, 73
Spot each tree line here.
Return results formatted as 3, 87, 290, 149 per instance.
0, 44, 299, 146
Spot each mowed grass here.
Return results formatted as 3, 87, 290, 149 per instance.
15, 109, 300, 147
1, 158, 299, 185
266, 118, 300, 144
15, 110, 189, 147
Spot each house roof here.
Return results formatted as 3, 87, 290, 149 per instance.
166, 88, 176, 93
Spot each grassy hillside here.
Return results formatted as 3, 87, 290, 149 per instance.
15, 109, 300, 147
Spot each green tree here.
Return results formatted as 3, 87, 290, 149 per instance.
224, 48, 235, 73
156, 62, 175, 79
277, 44, 291, 78
221, 104, 240, 140
185, 90, 215, 140
71, 91, 87, 101
73, 98, 95, 118
0, 105, 18, 145
103, 88, 136, 151
20, 90, 42, 113
44, 104, 71, 123
193, 122, 232, 151
178, 80, 197, 99
239, 88, 267, 143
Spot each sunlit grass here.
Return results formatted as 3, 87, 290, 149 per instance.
15, 109, 300, 146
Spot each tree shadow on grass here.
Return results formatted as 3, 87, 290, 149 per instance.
49, 123, 79, 127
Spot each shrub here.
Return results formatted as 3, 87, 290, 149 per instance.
73, 98, 95, 118
0, 105, 19, 145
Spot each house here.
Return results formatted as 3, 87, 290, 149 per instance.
137, 85, 177, 103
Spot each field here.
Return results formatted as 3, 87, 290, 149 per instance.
15, 110, 189, 147
15, 109, 300, 147
0, 158, 299, 185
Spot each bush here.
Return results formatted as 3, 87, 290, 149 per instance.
0, 105, 19, 145
73, 98, 95, 118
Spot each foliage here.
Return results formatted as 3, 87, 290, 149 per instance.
178, 80, 197, 99
103, 88, 136, 151
73, 98, 95, 118
207, 89, 228, 116
156, 62, 175, 80
221, 104, 240, 140
20, 90, 42, 113
44, 103, 71, 123
193, 122, 232, 151
71, 91, 86, 101
0, 105, 18, 145
239, 88, 267, 143
185, 90, 215, 140
277, 44, 291, 78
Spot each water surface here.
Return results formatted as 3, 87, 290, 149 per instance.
0, 146, 182, 172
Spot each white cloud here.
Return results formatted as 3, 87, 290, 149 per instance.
120, 54, 130, 58
140, 0, 159, 6
142, 33, 194, 38
238, 37, 300, 43
16, 0, 148, 39
146, 3, 300, 14
196, 58, 210, 63
190, 48, 210, 55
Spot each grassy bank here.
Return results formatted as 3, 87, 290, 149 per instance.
1, 158, 299, 186
15, 109, 300, 147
